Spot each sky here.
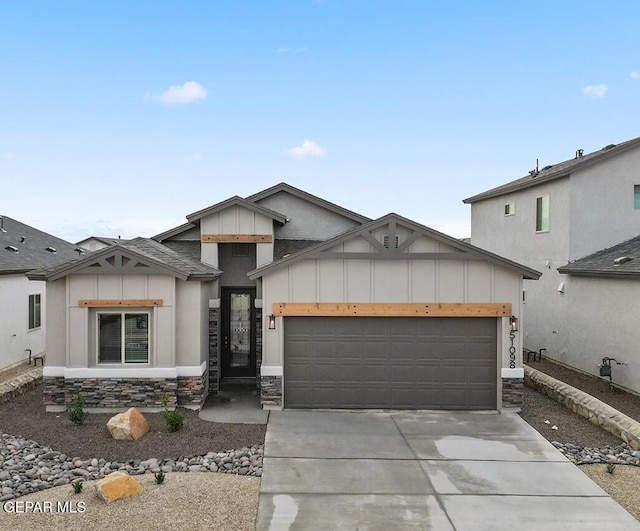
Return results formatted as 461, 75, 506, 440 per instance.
2, 1, 640, 243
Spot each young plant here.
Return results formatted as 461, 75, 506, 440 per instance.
71, 481, 83, 494
606, 463, 616, 474
67, 393, 85, 425
160, 395, 184, 432
154, 471, 165, 484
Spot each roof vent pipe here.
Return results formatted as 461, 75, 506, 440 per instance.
575, 149, 584, 158
0, 217, 5, 233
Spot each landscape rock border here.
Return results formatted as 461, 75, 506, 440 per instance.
525, 365, 640, 450
0, 432, 263, 502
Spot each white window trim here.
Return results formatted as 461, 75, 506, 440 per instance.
504, 202, 515, 216
96, 311, 151, 365
28, 293, 42, 331
535, 195, 550, 233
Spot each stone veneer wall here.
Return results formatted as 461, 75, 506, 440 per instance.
501, 378, 523, 409
43, 376, 206, 409
255, 308, 262, 391
208, 307, 219, 394
261, 375, 282, 407
177, 373, 208, 407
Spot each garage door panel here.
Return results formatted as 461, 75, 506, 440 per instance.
284, 316, 497, 410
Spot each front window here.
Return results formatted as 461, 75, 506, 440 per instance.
536, 195, 549, 232
28, 294, 41, 330
98, 313, 149, 364
634, 185, 640, 209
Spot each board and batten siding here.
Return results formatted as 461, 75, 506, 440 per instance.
261, 253, 522, 370
199, 205, 274, 267
49, 274, 206, 370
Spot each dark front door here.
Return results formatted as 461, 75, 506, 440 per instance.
221, 288, 256, 378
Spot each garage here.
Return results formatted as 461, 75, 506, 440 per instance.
284, 316, 497, 409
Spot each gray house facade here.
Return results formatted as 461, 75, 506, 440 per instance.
464, 136, 640, 394
31, 184, 539, 412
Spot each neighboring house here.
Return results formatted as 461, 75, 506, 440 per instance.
76, 236, 127, 252
0, 216, 83, 371
29, 183, 539, 412
464, 136, 640, 394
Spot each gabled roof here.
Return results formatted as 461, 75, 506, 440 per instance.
186, 195, 288, 224
76, 236, 128, 247
0, 216, 81, 275
558, 235, 640, 278
246, 182, 371, 224
463, 136, 640, 204
27, 238, 220, 282
249, 213, 541, 280
153, 222, 198, 242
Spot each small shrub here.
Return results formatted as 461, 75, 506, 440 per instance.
71, 481, 83, 494
67, 393, 85, 425
160, 395, 184, 432
154, 471, 165, 484
606, 463, 616, 474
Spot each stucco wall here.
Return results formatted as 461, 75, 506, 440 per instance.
470, 178, 570, 363
0, 275, 46, 370
569, 147, 640, 260
548, 276, 640, 395
254, 191, 361, 240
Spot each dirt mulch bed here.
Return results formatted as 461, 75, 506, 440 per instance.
526, 358, 640, 422
519, 358, 640, 447
0, 387, 266, 461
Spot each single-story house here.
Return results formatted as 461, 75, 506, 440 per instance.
28, 183, 540, 412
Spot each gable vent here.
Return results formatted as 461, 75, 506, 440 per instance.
383, 235, 399, 249
614, 256, 632, 265
5, 245, 18, 253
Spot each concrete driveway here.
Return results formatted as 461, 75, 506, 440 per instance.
257, 410, 639, 530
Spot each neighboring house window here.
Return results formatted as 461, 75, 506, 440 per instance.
536, 195, 549, 232
28, 294, 41, 330
635, 185, 640, 209
504, 202, 515, 216
98, 313, 149, 364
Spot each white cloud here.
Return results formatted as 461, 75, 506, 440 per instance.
186, 151, 203, 162
631, 71, 640, 80
1, 151, 15, 160
148, 81, 208, 105
285, 139, 327, 160
581, 84, 608, 98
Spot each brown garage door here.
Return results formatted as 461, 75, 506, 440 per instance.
284, 316, 497, 409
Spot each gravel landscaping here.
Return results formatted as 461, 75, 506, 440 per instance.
1, 359, 640, 524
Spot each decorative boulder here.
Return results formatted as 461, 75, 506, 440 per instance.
107, 407, 149, 440
95, 471, 142, 504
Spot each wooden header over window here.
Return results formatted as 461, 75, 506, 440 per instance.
273, 302, 511, 317
201, 234, 272, 243
78, 299, 163, 307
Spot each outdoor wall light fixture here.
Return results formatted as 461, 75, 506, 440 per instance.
509, 316, 518, 332
268, 314, 276, 330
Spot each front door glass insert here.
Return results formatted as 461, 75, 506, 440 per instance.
229, 292, 251, 369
